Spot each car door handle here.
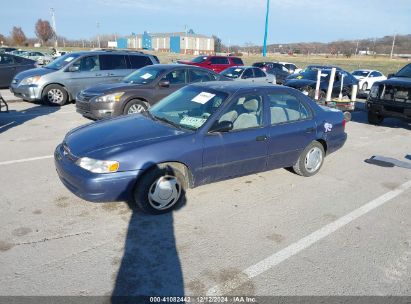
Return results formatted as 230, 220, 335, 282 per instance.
107, 73, 115, 76
95, 73, 102, 76
305, 127, 315, 133
256, 135, 268, 141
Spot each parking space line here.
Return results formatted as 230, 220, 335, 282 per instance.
0, 155, 53, 166
207, 179, 411, 295
4, 111, 76, 117
0, 121, 15, 129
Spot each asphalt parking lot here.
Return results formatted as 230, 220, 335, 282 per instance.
0, 91, 410, 298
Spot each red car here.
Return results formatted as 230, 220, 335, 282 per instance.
178, 55, 243, 73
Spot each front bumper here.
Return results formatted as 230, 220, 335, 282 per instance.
76, 99, 118, 120
367, 100, 411, 120
54, 144, 140, 202
10, 84, 42, 101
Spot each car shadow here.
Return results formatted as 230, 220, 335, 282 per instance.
112, 166, 186, 302
0, 103, 60, 133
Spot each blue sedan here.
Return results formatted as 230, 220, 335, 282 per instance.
55, 82, 347, 214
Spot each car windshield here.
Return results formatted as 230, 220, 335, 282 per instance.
352, 70, 370, 77
296, 70, 331, 81
220, 67, 244, 79
148, 86, 228, 131
395, 64, 411, 78
123, 67, 165, 84
44, 53, 81, 70
191, 56, 208, 63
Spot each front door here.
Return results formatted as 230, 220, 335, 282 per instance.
202, 93, 268, 182
155, 68, 188, 102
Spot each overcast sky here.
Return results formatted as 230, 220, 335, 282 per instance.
1, 0, 410, 45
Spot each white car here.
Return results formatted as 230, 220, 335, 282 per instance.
351, 69, 386, 91
277, 62, 302, 74
220, 66, 276, 84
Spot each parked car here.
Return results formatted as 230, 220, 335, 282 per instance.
55, 82, 347, 214
286, 65, 342, 80
220, 66, 276, 84
366, 63, 411, 124
21, 51, 54, 65
252, 62, 289, 84
0, 47, 18, 53
284, 69, 358, 99
351, 69, 386, 91
10, 50, 28, 57
76, 64, 227, 119
10, 50, 158, 106
0, 53, 37, 88
177, 55, 243, 73
277, 62, 302, 74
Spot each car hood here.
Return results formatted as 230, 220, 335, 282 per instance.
14, 67, 54, 80
82, 82, 148, 95
379, 77, 411, 88
284, 79, 317, 88
65, 114, 185, 157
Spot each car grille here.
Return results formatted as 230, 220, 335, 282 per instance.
381, 85, 411, 104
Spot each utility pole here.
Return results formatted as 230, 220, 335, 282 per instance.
355, 40, 359, 56
262, 0, 270, 57
50, 8, 58, 48
390, 32, 396, 59
96, 22, 101, 48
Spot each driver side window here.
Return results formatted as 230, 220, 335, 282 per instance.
218, 94, 263, 131
71, 55, 100, 72
242, 69, 254, 79
161, 69, 187, 85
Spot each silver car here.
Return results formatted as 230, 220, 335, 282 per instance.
220, 66, 276, 84
10, 50, 158, 106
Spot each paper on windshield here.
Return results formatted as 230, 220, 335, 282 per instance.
235, 68, 242, 72
140, 73, 152, 79
64, 57, 74, 62
180, 116, 206, 128
191, 92, 215, 104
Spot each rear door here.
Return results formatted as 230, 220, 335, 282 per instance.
99, 54, 130, 82
252, 68, 271, 83
209, 57, 230, 73
266, 90, 317, 169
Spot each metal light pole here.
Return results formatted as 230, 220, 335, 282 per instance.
262, 0, 270, 57
96, 22, 101, 48
390, 32, 396, 59
50, 8, 58, 48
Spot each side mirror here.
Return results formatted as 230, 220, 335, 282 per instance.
158, 80, 170, 88
209, 120, 233, 133
387, 73, 395, 79
67, 65, 80, 72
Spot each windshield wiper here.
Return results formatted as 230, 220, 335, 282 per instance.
152, 115, 183, 130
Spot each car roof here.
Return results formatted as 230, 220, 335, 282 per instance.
144, 64, 217, 72
353, 69, 372, 72
67, 50, 153, 57
190, 81, 281, 93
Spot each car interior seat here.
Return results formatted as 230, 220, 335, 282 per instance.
233, 98, 260, 130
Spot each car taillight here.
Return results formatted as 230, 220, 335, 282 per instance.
342, 119, 346, 129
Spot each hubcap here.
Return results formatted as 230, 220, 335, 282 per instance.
47, 89, 64, 104
128, 103, 145, 114
362, 83, 367, 90
304, 147, 323, 173
148, 175, 181, 210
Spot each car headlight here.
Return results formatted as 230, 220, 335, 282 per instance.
20, 75, 41, 85
369, 84, 379, 98
94, 92, 125, 103
75, 157, 119, 173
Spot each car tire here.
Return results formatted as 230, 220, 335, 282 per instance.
368, 111, 384, 125
362, 82, 368, 91
133, 164, 187, 214
123, 99, 148, 115
42, 84, 68, 106
292, 141, 325, 177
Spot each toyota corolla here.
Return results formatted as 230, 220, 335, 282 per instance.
55, 82, 347, 214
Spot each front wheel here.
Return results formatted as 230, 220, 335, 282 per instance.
293, 141, 325, 177
362, 82, 368, 91
124, 99, 148, 115
133, 164, 187, 214
42, 84, 68, 106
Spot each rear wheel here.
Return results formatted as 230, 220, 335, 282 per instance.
124, 99, 148, 115
133, 164, 187, 214
42, 84, 68, 106
368, 111, 384, 125
293, 141, 325, 177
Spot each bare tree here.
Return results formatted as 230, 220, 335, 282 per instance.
11, 26, 26, 46
0, 33, 7, 45
35, 19, 54, 45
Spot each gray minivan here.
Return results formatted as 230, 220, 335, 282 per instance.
10, 50, 159, 106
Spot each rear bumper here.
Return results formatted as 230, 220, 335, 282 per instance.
10, 84, 42, 101
327, 132, 347, 155
367, 101, 411, 120
54, 144, 140, 202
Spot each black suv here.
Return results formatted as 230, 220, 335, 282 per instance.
367, 63, 411, 124
76, 64, 227, 119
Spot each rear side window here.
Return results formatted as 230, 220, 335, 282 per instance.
242, 69, 254, 79
100, 54, 127, 70
129, 55, 154, 69
253, 68, 266, 78
268, 93, 311, 124
210, 57, 229, 65
231, 57, 243, 65
370, 71, 382, 77
189, 69, 217, 83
